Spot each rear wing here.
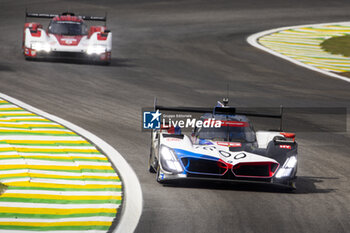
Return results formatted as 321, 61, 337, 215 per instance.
154, 99, 284, 130
25, 11, 107, 25
26, 13, 59, 19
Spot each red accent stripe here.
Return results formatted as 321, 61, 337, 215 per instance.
97, 33, 108, 40
280, 132, 295, 138
30, 30, 41, 37
216, 142, 241, 147
88, 26, 106, 38
24, 23, 42, 37
160, 124, 175, 134
218, 159, 233, 172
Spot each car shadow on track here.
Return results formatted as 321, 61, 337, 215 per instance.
25, 57, 136, 67
0, 64, 14, 72
162, 176, 337, 194
109, 58, 136, 67
295, 176, 337, 194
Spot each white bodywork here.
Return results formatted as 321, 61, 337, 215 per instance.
153, 130, 285, 173
24, 27, 112, 55
256, 131, 283, 149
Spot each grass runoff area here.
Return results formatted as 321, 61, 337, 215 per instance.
321, 35, 350, 77
321, 35, 350, 57
0, 183, 6, 194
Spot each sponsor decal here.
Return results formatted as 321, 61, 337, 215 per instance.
60, 38, 77, 45
166, 138, 181, 141
54, 35, 82, 46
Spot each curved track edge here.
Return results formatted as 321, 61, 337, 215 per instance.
247, 22, 350, 83
0, 92, 143, 233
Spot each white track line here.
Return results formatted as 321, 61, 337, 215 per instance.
0, 202, 120, 209
247, 21, 350, 83
0, 93, 143, 233
0, 217, 115, 222
5, 190, 122, 196
1, 231, 106, 233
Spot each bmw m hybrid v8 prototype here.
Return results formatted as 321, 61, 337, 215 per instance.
149, 101, 298, 190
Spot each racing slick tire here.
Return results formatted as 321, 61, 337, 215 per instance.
24, 55, 35, 61
156, 165, 164, 183
103, 60, 111, 66
97, 60, 111, 66
287, 180, 297, 192
148, 147, 156, 173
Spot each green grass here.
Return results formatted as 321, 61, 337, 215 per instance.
321, 35, 350, 57
0, 183, 7, 194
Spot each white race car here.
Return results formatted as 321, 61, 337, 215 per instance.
149, 101, 298, 190
23, 11, 112, 64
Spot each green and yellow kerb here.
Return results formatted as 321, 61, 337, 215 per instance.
0, 99, 122, 233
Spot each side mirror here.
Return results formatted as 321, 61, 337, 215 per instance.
273, 136, 294, 144
273, 136, 285, 141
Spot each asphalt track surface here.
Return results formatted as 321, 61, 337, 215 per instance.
1, 0, 349, 233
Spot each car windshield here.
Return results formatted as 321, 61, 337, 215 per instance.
197, 123, 256, 143
48, 21, 87, 36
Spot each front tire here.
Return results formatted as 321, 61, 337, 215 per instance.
156, 165, 164, 183
24, 55, 35, 61
148, 147, 156, 173
288, 180, 297, 191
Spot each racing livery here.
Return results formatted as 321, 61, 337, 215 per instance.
148, 101, 298, 190
23, 12, 112, 64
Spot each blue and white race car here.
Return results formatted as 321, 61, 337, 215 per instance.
148, 101, 298, 190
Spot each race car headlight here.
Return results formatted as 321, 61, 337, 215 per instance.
87, 45, 107, 55
31, 42, 50, 52
275, 156, 297, 178
159, 145, 183, 173
285, 156, 297, 168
